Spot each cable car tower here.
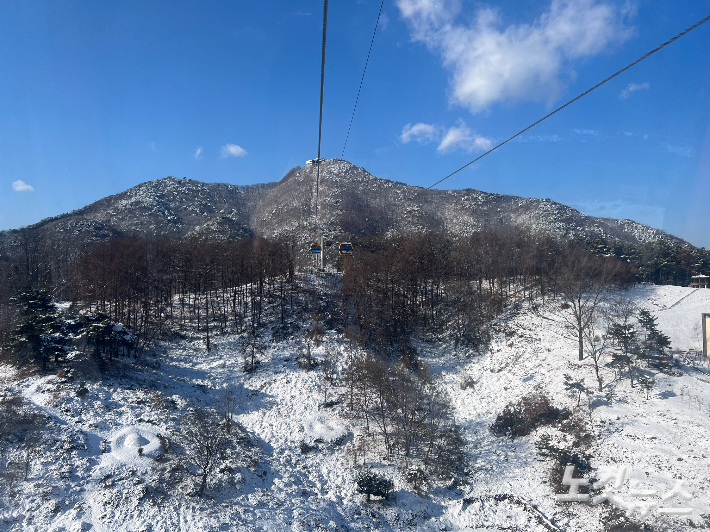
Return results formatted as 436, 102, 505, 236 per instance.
311, 0, 329, 270
309, 0, 354, 268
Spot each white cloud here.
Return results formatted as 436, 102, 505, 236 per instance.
619, 81, 649, 99
194, 147, 203, 159
666, 144, 693, 158
396, 0, 461, 39
518, 134, 562, 142
437, 121, 493, 153
396, 0, 634, 112
400, 122, 441, 144
379, 12, 390, 31
572, 128, 600, 136
12, 180, 34, 192
400, 119, 492, 153
220, 144, 248, 158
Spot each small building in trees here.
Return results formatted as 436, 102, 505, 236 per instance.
690, 274, 709, 288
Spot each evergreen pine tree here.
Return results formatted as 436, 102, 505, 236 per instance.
607, 322, 636, 356
77, 312, 134, 366
355, 470, 392, 501
606, 351, 636, 387
636, 373, 656, 399
637, 309, 656, 345
637, 309, 671, 355
6, 288, 65, 370
563, 373, 589, 407
649, 329, 671, 354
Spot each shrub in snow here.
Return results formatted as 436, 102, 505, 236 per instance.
355, 470, 393, 501
156, 433, 170, 454
459, 374, 475, 390
0, 392, 25, 441
405, 467, 426, 491
75, 381, 89, 397
149, 390, 173, 412
489, 393, 567, 438
299, 441, 314, 454
0, 391, 47, 488
536, 432, 592, 496
535, 434, 590, 474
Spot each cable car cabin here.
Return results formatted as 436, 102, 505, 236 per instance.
338, 242, 353, 256
309, 243, 322, 254
325, 240, 333, 247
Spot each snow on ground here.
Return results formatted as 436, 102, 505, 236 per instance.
1, 284, 709, 531
635, 285, 710, 351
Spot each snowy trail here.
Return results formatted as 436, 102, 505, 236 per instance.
663, 288, 699, 310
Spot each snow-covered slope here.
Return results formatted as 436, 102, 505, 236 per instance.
1, 284, 709, 531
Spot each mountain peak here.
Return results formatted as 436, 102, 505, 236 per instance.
0, 161, 682, 259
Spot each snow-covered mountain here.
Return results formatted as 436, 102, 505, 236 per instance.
252, 159, 682, 246
0, 159, 684, 253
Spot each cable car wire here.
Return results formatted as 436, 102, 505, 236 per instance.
426, 13, 710, 190
341, 0, 386, 159
315, 0, 329, 224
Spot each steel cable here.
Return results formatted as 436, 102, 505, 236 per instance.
427, 14, 710, 190
342, 0, 386, 159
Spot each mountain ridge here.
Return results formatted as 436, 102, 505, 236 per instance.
0, 159, 685, 251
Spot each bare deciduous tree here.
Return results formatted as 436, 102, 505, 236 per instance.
583, 314, 611, 391
21, 429, 44, 481
241, 328, 265, 373
179, 408, 230, 497
296, 339, 316, 371
553, 248, 627, 361
342, 353, 465, 479
321, 347, 338, 406
216, 386, 240, 436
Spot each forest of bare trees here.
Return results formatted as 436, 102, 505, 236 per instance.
340, 228, 636, 358
71, 236, 296, 351
0, 234, 296, 363
1, 225, 638, 373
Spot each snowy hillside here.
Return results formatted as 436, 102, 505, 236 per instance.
1, 283, 709, 531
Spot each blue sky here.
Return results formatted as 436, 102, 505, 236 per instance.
1, 0, 709, 247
